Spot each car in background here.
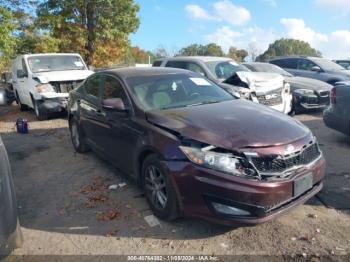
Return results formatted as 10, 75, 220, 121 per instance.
269, 56, 350, 85
243, 62, 332, 114
0, 135, 22, 257
68, 67, 325, 226
324, 84, 350, 136
154, 57, 292, 114
11, 53, 93, 120
334, 60, 350, 70
0, 72, 15, 105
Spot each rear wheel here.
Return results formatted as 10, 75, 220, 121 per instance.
142, 154, 179, 221
69, 118, 90, 153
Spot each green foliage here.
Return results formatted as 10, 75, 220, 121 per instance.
178, 43, 224, 57
0, 7, 17, 71
257, 38, 321, 62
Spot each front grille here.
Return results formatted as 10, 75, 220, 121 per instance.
251, 143, 321, 173
256, 88, 283, 106
50, 80, 84, 93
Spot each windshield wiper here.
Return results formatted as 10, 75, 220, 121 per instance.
186, 100, 222, 107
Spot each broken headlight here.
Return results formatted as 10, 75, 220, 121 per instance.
36, 83, 55, 93
179, 146, 257, 177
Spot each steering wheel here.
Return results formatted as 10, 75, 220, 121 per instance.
189, 92, 200, 100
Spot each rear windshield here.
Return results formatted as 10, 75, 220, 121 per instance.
27, 55, 87, 73
126, 74, 233, 110
205, 60, 250, 80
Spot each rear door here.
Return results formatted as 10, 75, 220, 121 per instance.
271, 58, 298, 76
79, 75, 104, 149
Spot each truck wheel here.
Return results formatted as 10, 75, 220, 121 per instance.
33, 100, 48, 121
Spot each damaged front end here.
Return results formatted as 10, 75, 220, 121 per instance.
33, 77, 84, 114
222, 71, 292, 114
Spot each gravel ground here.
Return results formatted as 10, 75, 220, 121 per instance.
0, 104, 349, 260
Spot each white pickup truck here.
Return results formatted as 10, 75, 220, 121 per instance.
12, 53, 93, 120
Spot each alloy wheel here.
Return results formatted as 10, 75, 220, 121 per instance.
145, 165, 168, 210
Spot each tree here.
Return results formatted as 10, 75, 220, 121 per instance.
36, 0, 140, 65
177, 43, 224, 57
228, 47, 248, 62
0, 7, 17, 71
257, 38, 321, 62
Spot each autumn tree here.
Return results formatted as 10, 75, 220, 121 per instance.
228, 47, 248, 62
257, 38, 321, 62
36, 0, 140, 66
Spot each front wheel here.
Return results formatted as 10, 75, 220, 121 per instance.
33, 100, 48, 121
142, 154, 179, 221
16, 92, 28, 111
69, 118, 90, 153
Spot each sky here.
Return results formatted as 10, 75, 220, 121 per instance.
130, 0, 350, 59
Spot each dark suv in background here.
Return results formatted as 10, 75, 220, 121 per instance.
269, 56, 350, 85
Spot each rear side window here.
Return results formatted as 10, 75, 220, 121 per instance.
152, 60, 162, 67
271, 58, 298, 69
187, 63, 205, 75
165, 61, 187, 69
84, 75, 102, 97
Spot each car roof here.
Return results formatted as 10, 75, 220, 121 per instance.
21, 53, 82, 58
243, 62, 272, 66
156, 56, 233, 63
269, 56, 321, 61
100, 67, 198, 78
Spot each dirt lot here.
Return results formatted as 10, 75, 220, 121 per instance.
0, 104, 349, 259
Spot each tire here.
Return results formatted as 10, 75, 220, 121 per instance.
33, 100, 48, 121
69, 118, 90, 153
142, 154, 179, 221
16, 92, 28, 111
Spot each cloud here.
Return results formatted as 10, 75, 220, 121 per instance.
185, 1, 251, 26
185, 5, 216, 20
260, 0, 277, 7
280, 18, 328, 45
213, 0, 251, 25
205, 25, 276, 53
280, 18, 350, 59
314, 0, 350, 13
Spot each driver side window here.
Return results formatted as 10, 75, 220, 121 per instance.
298, 59, 317, 71
102, 75, 128, 104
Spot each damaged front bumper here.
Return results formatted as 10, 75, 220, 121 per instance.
164, 153, 325, 226
35, 93, 69, 114
293, 90, 330, 112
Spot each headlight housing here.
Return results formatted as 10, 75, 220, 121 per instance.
294, 89, 315, 95
36, 83, 55, 93
179, 146, 257, 177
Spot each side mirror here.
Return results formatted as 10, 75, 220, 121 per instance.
17, 69, 27, 78
311, 66, 322, 72
102, 98, 127, 112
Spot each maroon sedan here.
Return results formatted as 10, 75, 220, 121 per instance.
68, 67, 325, 225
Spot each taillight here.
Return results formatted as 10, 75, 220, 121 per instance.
330, 87, 336, 104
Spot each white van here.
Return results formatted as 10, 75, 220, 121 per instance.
12, 53, 93, 120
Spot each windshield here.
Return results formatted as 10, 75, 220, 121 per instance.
205, 60, 250, 80
27, 55, 87, 73
126, 74, 234, 110
313, 58, 345, 71
246, 63, 293, 77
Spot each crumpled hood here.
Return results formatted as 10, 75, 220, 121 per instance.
34, 70, 94, 84
286, 76, 332, 91
225, 72, 284, 95
146, 100, 310, 150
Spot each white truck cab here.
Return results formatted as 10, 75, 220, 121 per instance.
12, 53, 93, 120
